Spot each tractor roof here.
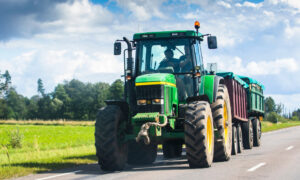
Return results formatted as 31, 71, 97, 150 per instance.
133, 30, 203, 40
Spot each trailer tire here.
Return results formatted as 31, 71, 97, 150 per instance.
163, 140, 182, 158
95, 105, 128, 171
231, 125, 238, 155
184, 101, 214, 168
127, 141, 157, 165
252, 118, 261, 147
212, 85, 232, 162
237, 123, 243, 153
242, 119, 253, 149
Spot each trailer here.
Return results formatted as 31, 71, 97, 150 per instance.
217, 72, 264, 152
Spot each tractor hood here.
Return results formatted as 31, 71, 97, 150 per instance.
135, 73, 176, 86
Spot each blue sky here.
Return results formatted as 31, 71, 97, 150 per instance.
0, 0, 299, 112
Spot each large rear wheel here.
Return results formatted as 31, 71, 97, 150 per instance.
95, 105, 128, 171
184, 101, 214, 168
212, 85, 232, 161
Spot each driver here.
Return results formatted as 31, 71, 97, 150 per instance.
158, 48, 180, 72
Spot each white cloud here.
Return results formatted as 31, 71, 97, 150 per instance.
115, 0, 167, 21
243, 1, 263, 8
217, 1, 231, 8
206, 56, 298, 76
267, 0, 300, 10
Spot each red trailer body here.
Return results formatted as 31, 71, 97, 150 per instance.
223, 77, 248, 122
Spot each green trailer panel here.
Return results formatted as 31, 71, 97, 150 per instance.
237, 75, 265, 115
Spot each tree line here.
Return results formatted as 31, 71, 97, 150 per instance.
0, 70, 124, 120
265, 96, 300, 122
0, 70, 299, 121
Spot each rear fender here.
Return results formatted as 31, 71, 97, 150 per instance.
199, 75, 224, 103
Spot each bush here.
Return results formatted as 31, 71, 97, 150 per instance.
9, 128, 23, 148
291, 116, 299, 121
266, 112, 279, 123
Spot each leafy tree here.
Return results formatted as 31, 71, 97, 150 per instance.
5, 88, 27, 119
108, 79, 124, 100
37, 78, 46, 97
265, 97, 276, 113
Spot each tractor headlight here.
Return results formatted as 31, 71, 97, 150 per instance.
137, 99, 147, 105
152, 99, 164, 105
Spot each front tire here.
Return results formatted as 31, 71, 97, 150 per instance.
212, 85, 232, 161
95, 105, 128, 171
184, 101, 214, 168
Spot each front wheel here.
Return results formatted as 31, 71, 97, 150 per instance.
95, 105, 128, 171
184, 101, 214, 168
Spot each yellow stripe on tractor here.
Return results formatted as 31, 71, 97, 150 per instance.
135, 81, 176, 87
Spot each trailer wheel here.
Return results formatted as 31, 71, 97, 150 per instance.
242, 119, 253, 149
237, 123, 243, 153
252, 118, 261, 147
127, 141, 157, 165
231, 125, 238, 155
95, 105, 128, 171
163, 140, 182, 158
212, 85, 232, 161
184, 101, 214, 168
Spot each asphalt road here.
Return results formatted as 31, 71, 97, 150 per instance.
16, 126, 300, 180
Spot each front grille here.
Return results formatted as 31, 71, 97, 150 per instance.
136, 85, 164, 113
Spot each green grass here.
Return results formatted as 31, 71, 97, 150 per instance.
261, 121, 300, 132
0, 124, 96, 180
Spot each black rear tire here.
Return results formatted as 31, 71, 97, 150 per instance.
163, 140, 182, 158
184, 101, 214, 168
127, 141, 157, 165
252, 118, 261, 147
212, 85, 232, 161
95, 105, 128, 171
237, 123, 243, 153
231, 125, 238, 155
242, 120, 253, 149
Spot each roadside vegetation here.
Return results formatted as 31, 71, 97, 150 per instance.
0, 123, 96, 180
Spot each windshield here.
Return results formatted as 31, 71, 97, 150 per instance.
137, 38, 194, 75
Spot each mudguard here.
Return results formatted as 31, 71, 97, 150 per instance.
199, 75, 224, 103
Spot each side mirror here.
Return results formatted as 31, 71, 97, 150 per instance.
114, 42, 121, 55
207, 36, 217, 49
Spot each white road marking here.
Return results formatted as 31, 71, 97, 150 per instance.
247, 162, 266, 172
35, 170, 82, 180
286, 146, 294, 151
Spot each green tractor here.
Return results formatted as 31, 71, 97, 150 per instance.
95, 22, 233, 170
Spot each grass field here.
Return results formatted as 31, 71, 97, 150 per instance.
261, 121, 300, 132
0, 122, 96, 180
0, 120, 300, 179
